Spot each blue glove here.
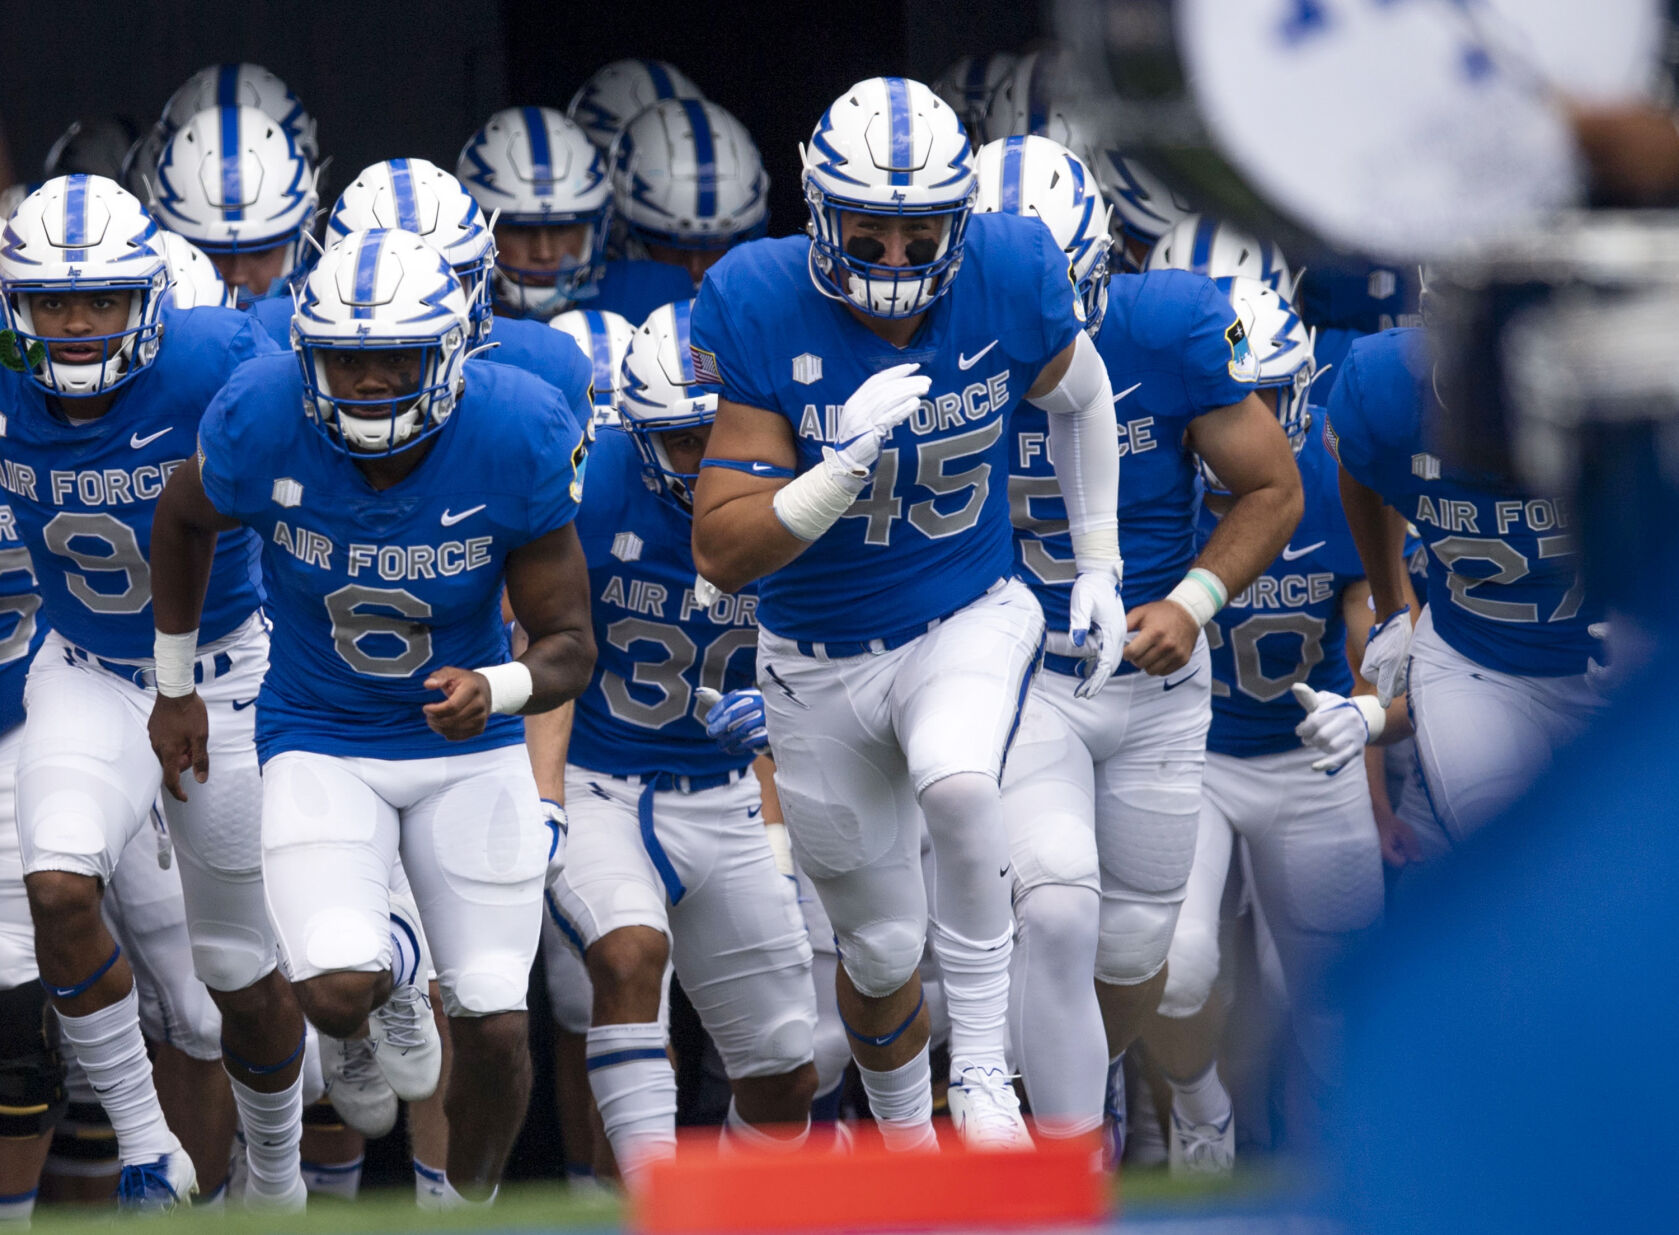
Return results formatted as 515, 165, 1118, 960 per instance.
698, 687, 769, 756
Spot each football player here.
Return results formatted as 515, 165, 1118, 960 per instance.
543, 301, 817, 1185
567, 59, 704, 152
1316, 325, 1606, 848
609, 99, 769, 287
457, 108, 692, 325
148, 105, 319, 309
976, 141, 1302, 1149
0, 175, 302, 1209
550, 308, 635, 425
689, 78, 1126, 1150
146, 228, 595, 1204
931, 52, 1019, 149
1137, 276, 1386, 1174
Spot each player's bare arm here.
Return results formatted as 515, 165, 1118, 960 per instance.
1125, 394, 1302, 676
424, 524, 597, 741
690, 399, 803, 593
146, 456, 243, 801
1336, 465, 1416, 622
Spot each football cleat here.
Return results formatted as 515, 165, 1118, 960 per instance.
368, 982, 443, 1104
1167, 1106, 1235, 1176
320, 1033, 398, 1138
116, 1144, 198, 1212
947, 1066, 1033, 1150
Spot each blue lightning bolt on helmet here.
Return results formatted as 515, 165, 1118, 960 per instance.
457, 107, 612, 319
973, 134, 1113, 337
802, 77, 976, 319
1146, 213, 1295, 299
149, 105, 319, 308
567, 59, 704, 152
610, 99, 769, 265
550, 307, 635, 425
618, 299, 717, 510
290, 228, 471, 457
328, 158, 497, 342
0, 174, 169, 397
931, 51, 1019, 149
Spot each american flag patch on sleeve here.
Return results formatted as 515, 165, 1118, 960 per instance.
690, 345, 722, 386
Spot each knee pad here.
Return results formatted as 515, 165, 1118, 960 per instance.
1094, 892, 1181, 987
189, 929, 276, 994
1015, 884, 1099, 956
726, 1010, 815, 1080
441, 960, 529, 1018
836, 917, 925, 999
1156, 912, 1220, 1019
0, 983, 66, 1136
302, 909, 387, 976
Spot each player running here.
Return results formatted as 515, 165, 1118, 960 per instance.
690, 78, 1125, 1150
146, 228, 596, 1204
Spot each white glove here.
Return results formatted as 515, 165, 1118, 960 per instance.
1586, 621, 1620, 695
1291, 683, 1386, 773
827, 363, 930, 476
1361, 606, 1413, 707
1068, 563, 1126, 699
763, 821, 795, 879
541, 798, 569, 888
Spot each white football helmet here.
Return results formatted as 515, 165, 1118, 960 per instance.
156, 230, 233, 309
457, 106, 612, 318
974, 135, 1112, 336
0, 175, 169, 396
802, 77, 977, 319
1080, 141, 1196, 269
567, 59, 704, 151
291, 228, 470, 456
549, 308, 634, 426
932, 52, 1018, 148
1146, 214, 1295, 298
611, 99, 768, 262
150, 105, 319, 307
984, 49, 1088, 151
159, 62, 319, 163
328, 158, 497, 341
618, 299, 717, 508
1198, 275, 1318, 491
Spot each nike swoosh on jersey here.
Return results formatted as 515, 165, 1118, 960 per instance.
1113, 381, 1142, 403
130, 427, 172, 449
1280, 541, 1328, 562
440, 504, 487, 527
957, 340, 999, 370
1162, 667, 1201, 691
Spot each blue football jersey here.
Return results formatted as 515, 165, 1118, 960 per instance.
481, 317, 592, 439
1295, 260, 1421, 378
0, 502, 47, 735
1205, 419, 1365, 758
1011, 270, 1254, 628
568, 429, 758, 779
0, 303, 271, 659
690, 213, 1082, 643
572, 259, 691, 326
197, 354, 587, 762
249, 294, 293, 348
1325, 328, 1600, 677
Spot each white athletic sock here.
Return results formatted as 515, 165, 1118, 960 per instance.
931, 920, 1013, 1076
1169, 1063, 1232, 1127
440, 1180, 498, 1208
586, 1022, 676, 1186
0, 1189, 36, 1223
55, 985, 176, 1165
1009, 885, 1105, 1138
300, 1154, 363, 1201
230, 1072, 303, 1197
858, 1043, 937, 1152
413, 1159, 447, 1209
720, 1099, 810, 1153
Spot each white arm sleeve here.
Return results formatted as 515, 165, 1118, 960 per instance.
1028, 331, 1121, 572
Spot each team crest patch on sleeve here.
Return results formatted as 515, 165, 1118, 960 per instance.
271, 477, 303, 507
1323, 417, 1341, 463
1225, 317, 1258, 381
691, 345, 722, 386
569, 429, 588, 503
792, 353, 823, 385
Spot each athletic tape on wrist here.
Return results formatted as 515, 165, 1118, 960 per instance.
1165, 568, 1228, 628
771, 452, 867, 542
478, 661, 533, 714
153, 629, 199, 698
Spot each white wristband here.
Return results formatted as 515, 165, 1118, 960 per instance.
770, 450, 868, 542
1352, 693, 1387, 744
1164, 568, 1228, 628
477, 661, 534, 715
1070, 525, 1123, 578
154, 629, 200, 698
